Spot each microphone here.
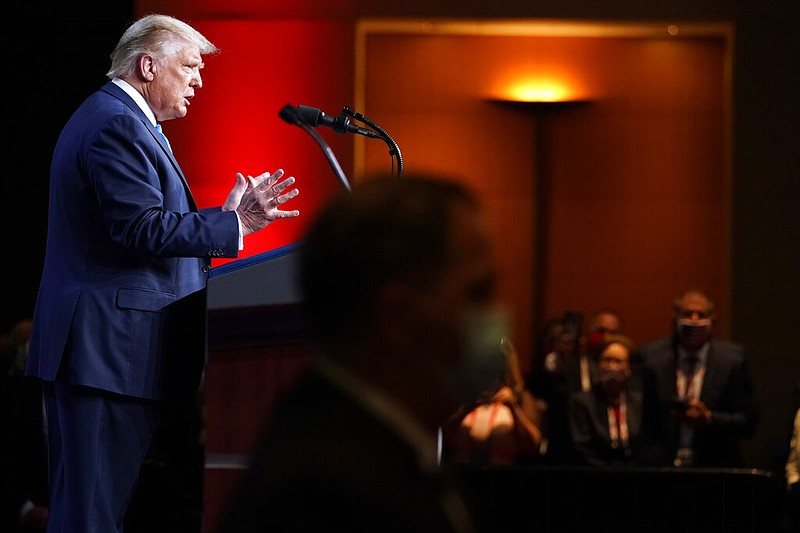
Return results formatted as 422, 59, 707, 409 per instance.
296, 105, 382, 138
278, 104, 301, 125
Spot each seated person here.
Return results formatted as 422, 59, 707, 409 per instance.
568, 335, 662, 466
442, 337, 543, 466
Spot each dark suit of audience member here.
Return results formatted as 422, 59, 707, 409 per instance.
217, 176, 507, 532
569, 335, 663, 467
639, 289, 758, 468
0, 319, 48, 532
527, 316, 583, 465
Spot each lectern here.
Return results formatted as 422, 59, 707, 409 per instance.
203, 243, 315, 530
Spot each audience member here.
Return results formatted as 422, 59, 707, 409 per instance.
24, 14, 300, 532
786, 404, 800, 532
527, 315, 581, 465
217, 175, 504, 532
576, 309, 624, 393
442, 337, 544, 466
0, 319, 48, 532
527, 309, 624, 465
783, 379, 800, 532
7, 320, 32, 379
639, 289, 758, 467
568, 334, 662, 466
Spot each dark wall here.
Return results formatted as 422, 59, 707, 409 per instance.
2, 2, 134, 333
730, 11, 800, 472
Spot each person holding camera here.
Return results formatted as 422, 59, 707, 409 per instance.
639, 289, 758, 467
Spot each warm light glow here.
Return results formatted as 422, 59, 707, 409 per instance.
492, 72, 582, 103
505, 82, 572, 102
489, 63, 587, 103
667, 24, 680, 36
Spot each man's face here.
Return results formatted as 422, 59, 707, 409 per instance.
674, 292, 714, 350
597, 342, 631, 395
676, 293, 714, 324
598, 342, 630, 374
146, 42, 204, 122
591, 313, 621, 335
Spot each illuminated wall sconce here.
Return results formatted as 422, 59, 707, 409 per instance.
503, 81, 574, 103
492, 75, 589, 104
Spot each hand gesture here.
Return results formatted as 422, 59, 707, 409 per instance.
222, 173, 249, 212
677, 398, 712, 428
227, 169, 300, 235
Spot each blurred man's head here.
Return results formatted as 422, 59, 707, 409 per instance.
299, 175, 507, 423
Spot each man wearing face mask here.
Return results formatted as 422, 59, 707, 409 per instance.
639, 289, 758, 467
218, 175, 507, 533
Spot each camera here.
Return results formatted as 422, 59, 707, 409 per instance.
670, 397, 689, 411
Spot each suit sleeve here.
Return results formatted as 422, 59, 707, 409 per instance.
87, 114, 240, 258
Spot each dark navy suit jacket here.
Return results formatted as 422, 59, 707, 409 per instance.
568, 384, 653, 467
639, 336, 759, 467
26, 81, 240, 400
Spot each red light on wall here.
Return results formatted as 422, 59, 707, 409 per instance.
163, 19, 356, 266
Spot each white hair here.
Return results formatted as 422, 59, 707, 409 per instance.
106, 14, 218, 79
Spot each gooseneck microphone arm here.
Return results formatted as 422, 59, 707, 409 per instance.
278, 104, 351, 192
341, 106, 404, 177
279, 103, 403, 183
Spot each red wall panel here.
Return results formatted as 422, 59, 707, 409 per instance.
156, 19, 357, 266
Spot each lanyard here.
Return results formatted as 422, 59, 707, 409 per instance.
579, 355, 592, 392
607, 394, 629, 448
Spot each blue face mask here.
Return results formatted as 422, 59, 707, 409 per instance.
445, 307, 510, 406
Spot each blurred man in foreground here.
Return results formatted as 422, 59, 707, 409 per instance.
218, 175, 509, 532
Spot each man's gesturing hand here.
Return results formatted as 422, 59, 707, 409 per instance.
231, 169, 300, 235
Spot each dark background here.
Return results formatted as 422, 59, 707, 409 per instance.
2, 1, 134, 332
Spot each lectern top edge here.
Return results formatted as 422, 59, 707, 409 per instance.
208, 241, 301, 279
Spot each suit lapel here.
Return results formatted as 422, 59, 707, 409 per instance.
698, 342, 721, 406
101, 82, 198, 212
144, 124, 198, 210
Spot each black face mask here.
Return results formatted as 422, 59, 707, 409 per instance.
598, 368, 628, 396
676, 319, 711, 351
